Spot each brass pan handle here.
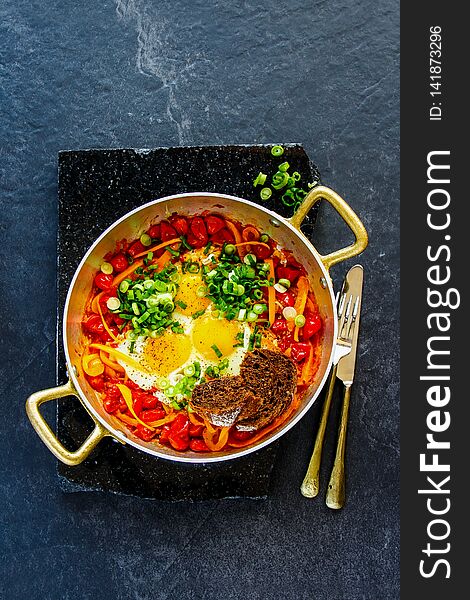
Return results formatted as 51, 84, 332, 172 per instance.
26, 380, 110, 466
288, 185, 368, 271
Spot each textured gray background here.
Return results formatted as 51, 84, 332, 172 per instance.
0, 1, 399, 599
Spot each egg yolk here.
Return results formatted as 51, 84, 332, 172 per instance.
191, 315, 242, 360
142, 331, 192, 377
174, 272, 211, 316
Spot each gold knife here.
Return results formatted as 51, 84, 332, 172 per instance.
326, 264, 364, 509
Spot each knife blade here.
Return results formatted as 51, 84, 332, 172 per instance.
326, 264, 364, 509
336, 265, 364, 386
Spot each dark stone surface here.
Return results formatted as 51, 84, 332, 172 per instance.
56, 144, 318, 500
0, 1, 399, 599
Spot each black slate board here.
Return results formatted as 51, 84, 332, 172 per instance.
56, 144, 320, 501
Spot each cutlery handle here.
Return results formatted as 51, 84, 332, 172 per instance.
326, 385, 352, 509
300, 365, 338, 497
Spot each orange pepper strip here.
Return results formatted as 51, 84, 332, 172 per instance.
97, 298, 118, 341
300, 343, 316, 386
112, 259, 145, 287
82, 353, 104, 376
204, 418, 217, 435
153, 249, 172, 271
204, 426, 230, 451
233, 241, 270, 250
91, 292, 103, 314
144, 413, 178, 428
188, 412, 205, 427
133, 238, 181, 259
294, 276, 309, 316
90, 343, 149, 372
104, 365, 117, 379
293, 325, 300, 342
228, 396, 301, 448
99, 350, 125, 373
225, 220, 244, 257
116, 412, 139, 427
116, 383, 155, 429
242, 226, 260, 242
266, 258, 276, 327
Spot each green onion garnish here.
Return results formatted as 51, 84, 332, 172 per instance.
278, 161, 290, 172
260, 187, 272, 201
140, 233, 152, 246
253, 172, 267, 187
100, 262, 113, 275
295, 314, 306, 327
175, 300, 187, 310
271, 145, 284, 157
211, 344, 223, 358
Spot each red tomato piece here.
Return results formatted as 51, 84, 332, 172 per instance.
94, 273, 113, 292
210, 228, 235, 245
160, 220, 178, 241
277, 290, 296, 307
189, 424, 204, 437
140, 394, 159, 410
87, 375, 105, 392
103, 396, 120, 413
132, 394, 143, 417
276, 265, 301, 283
253, 239, 275, 260
186, 232, 205, 248
141, 408, 166, 422
168, 433, 190, 451
190, 217, 208, 244
110, 254, 128, 273
189, 438, 209, 452
147, 224, 160, 239
204, 215, 225, 235
170, 413, 190, 438
135, 424, 156, 442
291, 343, 311, 363
169, 215, 189, 236
271, 317, 288, 336
128, 240, 146, 257
231, 429, 254, 441
302, 313, 322, 340
278, 332, 295, 352
106, 384, 121, 399
159, 424, 172, 443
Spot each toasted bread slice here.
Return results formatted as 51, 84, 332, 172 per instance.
189, 376, 253, 427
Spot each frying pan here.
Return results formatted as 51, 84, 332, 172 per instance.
26, 187, 367, 464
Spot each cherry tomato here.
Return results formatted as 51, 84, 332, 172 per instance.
140, 394, 159, 410
276, 265, 301, 283
133, 394, 143, 417
302, 313, 322, 340
82, 314, 105, 335
271, 317, 288, 336
141, 408, 166, 422
278, 332, 295, 352
147, 224, 160, 239
204, 215, 225, 235
189, 424, 204, 437
128, 240, 146, 257
160, 220, 178, 241
277, 290, 296, 307
94, 272, 113, 291
186, 232, 205, 248
190, 217, 208, 246
189, 438, 209, 452
135, 424, 156, 442
105, 384, 121, 399
87, 375, 105, 392
291, 342, 311, 363
210, 228, 235, 245
253, 238, 275, 260
169, 215, 189, 236
110, 254, 129, 272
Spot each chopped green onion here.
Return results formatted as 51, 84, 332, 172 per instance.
175, 300, 187, 310
184, 365, 196, 377
271, 145, 284, 157
278, 278, 291, 289
132, 302, 140, 315
281, 191, 296, 207
243, 253, 257, 266
236, 284, 245, 296
253, 172, 267, 187
119, 280, 129, 293
192, 309, 206, 319
253, 289, 263, 300
247, 311, 258, 322
259, 234, 269, 244
294, 314, 306, 327
274, 282, 288, 293
197, 286, 207, 298
253, 303, 267, 315
278, 161, 290, 172
100, 262, 113, 275
140, 233, 152, 246
158, 378, 169, 390
203, 241, 212, 254
211, 344, 223, 358
283, 306, 297, 321
237, 308, 247, 321
292, 171, 301, 181
187, 263, 200, 273
167, 246, 180, 257
272, 171, 289, 190
260, 187, 272, 201
106, 297, 121, 311
180, 236, 192, 250
165, 386, 176, 398
224, 244, 236, 255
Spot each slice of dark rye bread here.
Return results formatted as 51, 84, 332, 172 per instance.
189, 349, 297, 431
